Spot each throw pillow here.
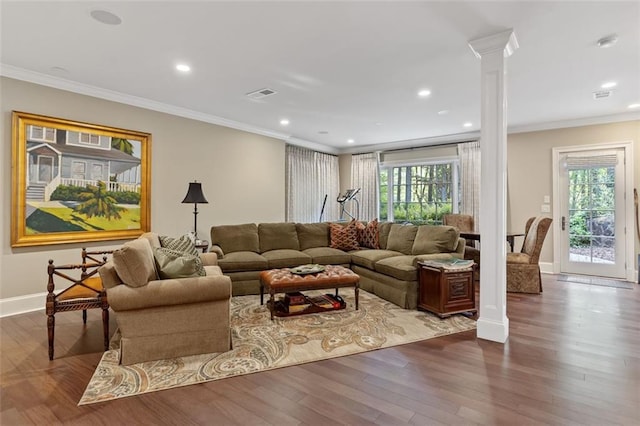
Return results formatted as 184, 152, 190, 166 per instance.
159, 234, 199, 257
359, 218, 380, 249
153, 247, 205, 279
329, 220, 360, 251
159, 234, 204, 275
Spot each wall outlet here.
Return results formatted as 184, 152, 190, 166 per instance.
541, 204, 551, 213
543, 195, 550, 203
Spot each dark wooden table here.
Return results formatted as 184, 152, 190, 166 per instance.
459, 232, 525, 252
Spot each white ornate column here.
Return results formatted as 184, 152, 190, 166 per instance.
468, 29, 518, 343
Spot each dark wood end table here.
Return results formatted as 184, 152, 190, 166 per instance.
417, 261, 476, 318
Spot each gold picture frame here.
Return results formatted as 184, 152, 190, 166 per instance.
11, 111, 151, 247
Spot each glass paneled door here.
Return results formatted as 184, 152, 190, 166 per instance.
559, 149, 626, 278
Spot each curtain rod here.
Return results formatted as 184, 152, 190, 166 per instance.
381, 138, 476, 154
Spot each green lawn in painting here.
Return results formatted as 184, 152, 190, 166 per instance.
26, 206, 140, 234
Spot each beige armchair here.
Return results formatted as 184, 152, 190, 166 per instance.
443, 214, 480, 279
506, 217, 552, 293
99, 233, 232, 365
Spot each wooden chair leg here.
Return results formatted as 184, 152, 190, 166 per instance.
82, 309, 87, 324
47, 314, 55, 360
102, 307, 109, 351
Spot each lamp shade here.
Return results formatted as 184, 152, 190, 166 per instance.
181, 181, 208, 204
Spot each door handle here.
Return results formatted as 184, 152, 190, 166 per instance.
562, 216, 566, 231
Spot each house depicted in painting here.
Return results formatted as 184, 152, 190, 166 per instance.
25, 124, 141, 202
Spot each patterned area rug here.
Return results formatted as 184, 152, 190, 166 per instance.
79, 289, 476, 405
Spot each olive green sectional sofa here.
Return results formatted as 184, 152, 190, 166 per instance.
209, 221, 464, 309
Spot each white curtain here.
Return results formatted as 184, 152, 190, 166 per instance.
458, 141, 481, 231
285, 145, 340, 223
350, 152, 379, 221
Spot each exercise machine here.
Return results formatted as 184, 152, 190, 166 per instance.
337, 188, 360, 221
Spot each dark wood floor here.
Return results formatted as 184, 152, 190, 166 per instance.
2, 275, 639, 425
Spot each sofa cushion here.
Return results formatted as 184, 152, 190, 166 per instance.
303, 247, 351, 265
211, 223, 259, 254
350, 249, 403, 270
378, 221, 393, 250
374, 255, 418, 282
296, 222, 330, 250
203, 265, 223, 276
259, 223, 300, 252
330, 221, 359, 251
411, 225, 460, 255
386, 224, 418, 254
217, 251, 268, 272
153, 247, 205, 279
262, 249, 312, 268
112, 238, 157, 287
358, 219, 380, 249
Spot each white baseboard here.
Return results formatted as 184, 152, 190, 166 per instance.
0, 292, 46, 318
540, 262, 554, 274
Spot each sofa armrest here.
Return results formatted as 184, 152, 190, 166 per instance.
200, 252, 218, 266
210, 244, 225, 259
107, 274, 232, 312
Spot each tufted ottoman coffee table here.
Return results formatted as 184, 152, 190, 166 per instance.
259, 265, 360, 320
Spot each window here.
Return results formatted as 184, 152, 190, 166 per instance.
380, 161, 459, 224
79, 132, 100, 145
28, 125, 56, 142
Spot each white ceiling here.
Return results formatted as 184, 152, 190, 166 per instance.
1, 1, 639, 153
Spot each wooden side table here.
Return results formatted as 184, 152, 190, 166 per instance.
195, 240, 209, 253
417, 261, 476, 318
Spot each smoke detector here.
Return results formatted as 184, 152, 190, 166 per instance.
246, 88, 277, 99
593, 90, 612, 100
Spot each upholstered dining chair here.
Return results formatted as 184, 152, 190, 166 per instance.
506, 216, 552, 293
443, 214, 480, 279
46, 249, 111, 360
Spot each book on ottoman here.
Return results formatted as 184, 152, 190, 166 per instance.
307, 294, 342, 309
284, 291, 306, 305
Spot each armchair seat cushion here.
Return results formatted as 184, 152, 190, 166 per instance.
217, 251, 268, 272
507, 252, 531, 264
374, 255, 418, 282
303, 247, 351, 265
107, 275, 231, 311
351, 249, 402, 270
262, 249, 311, 268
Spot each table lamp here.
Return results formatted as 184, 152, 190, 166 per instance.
181, 181, 208, 240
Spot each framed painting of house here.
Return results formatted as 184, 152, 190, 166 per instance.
11, 111, 151, 247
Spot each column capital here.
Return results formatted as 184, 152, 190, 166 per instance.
469, 29, 519, 59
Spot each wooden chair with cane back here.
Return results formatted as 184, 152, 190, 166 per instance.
46, 248, 112, 360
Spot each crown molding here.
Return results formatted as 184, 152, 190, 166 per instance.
507, 112, 640, 135
340, 131, 481, 154
0, 64, 308, 143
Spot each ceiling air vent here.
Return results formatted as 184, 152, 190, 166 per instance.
592, 90, 612, 100
246, 88, 277, 99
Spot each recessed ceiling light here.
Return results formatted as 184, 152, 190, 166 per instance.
318, 130, 329, 135
628, 103, 640, 109
597, 34, 618, 48
375, 122, 383, 126
601, 81, 617, 89
463, 122, 473, 128
90, 9, 122, 25
438, 110, 449, 115
176, 64, 191, 72
418, 89, 431, 97
280, 119, 290, 126
347, 139, 355, 144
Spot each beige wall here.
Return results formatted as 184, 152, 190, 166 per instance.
507, 120, 640, 265
338, 154, 351, 194
1, 77, 285, 299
